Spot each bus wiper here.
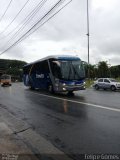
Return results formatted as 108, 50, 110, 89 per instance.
68, 64, 72, 80
71, 63, 81, 79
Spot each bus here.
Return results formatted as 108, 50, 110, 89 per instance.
0, 74, 12, 86
23, 55, 85, 94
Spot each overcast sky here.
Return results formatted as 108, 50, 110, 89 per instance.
0, 0, 120, 65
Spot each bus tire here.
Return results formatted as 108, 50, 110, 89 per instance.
67, 91, 74, 96
29, 81, 35, 90
30, 84, 35, 90
30, 86, 35, 90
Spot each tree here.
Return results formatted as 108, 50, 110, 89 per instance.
110, 65, 120, 78
84, 62, 97, 79
0, 59, 27, 81
98, 61, 109, 78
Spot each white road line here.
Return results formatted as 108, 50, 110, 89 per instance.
30, 91, 120, 113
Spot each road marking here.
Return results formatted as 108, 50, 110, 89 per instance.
29, 91, 120, 113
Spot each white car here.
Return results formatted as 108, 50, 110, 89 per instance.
93, 78, 120, 91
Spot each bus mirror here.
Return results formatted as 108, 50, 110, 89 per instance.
82, 61, 87, 66
52, 61, 60, 67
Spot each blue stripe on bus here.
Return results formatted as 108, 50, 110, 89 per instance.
59, 79, 84, 84
57, 57, 80, 61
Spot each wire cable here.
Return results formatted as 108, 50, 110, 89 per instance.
22, 0, 72, 41
0, 0, 48, 50
2, 0, 48, 44
0, 0, 63, 48
0, 0, 71, 54
0, 0, 72, 55
19, 0, 71, 41
9, 0, 66, 41
0, 0, 47, 39
0, 0, 13, 23
0, 0, 31, 35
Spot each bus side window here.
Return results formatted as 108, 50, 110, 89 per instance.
52, 63, 61, 78
34, 61, 49, 74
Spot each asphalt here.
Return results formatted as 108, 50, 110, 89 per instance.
0, 83, 120, 160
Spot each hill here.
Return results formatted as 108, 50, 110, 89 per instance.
0, 59, 27, 81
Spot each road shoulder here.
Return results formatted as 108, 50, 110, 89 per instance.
0, 103, 72, 160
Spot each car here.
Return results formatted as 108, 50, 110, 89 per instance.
93, 78, 120, 91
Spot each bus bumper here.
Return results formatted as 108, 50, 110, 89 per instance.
55, 84, 86, 92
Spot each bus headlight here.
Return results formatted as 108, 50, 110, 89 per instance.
55, 78, 59, 86
55, 78, 59, 83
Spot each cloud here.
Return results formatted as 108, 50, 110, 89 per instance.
0, 0, 120, 65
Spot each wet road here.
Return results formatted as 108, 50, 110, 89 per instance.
0, 83, 120, 157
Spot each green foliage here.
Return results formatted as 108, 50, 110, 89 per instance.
84, 63, 99, 78
85, 79, 94, 88
84, 61, 120, 79
97, 61, 109, 78
110, 65, 120, 78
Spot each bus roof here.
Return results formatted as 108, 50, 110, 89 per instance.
24, 55, 81, 67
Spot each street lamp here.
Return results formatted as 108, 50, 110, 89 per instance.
108, 59, 111, 77
87, 0, 90, 80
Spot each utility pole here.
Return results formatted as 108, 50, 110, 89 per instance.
87, 0, 90, 80
108, 59, 111, 78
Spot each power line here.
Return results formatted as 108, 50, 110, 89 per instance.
0, 0, 65, 50
1, 0, 48, 46
0, 0, 31, 35
0, 0, 67, 53
0, 0, 72, 56
9, 0, 65, 43
20, 0, 72, 42
11, 0, 67, 42
0, 0, 13, 23
0, 0, 47, 39
0, 0, 47, 50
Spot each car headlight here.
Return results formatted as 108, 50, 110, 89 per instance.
62, 83, 66, 86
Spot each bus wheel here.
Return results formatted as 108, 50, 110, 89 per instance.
67, 91, 74, 96
48, 85, 54, 94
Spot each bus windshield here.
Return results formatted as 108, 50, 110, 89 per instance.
52, 60, 85, 80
